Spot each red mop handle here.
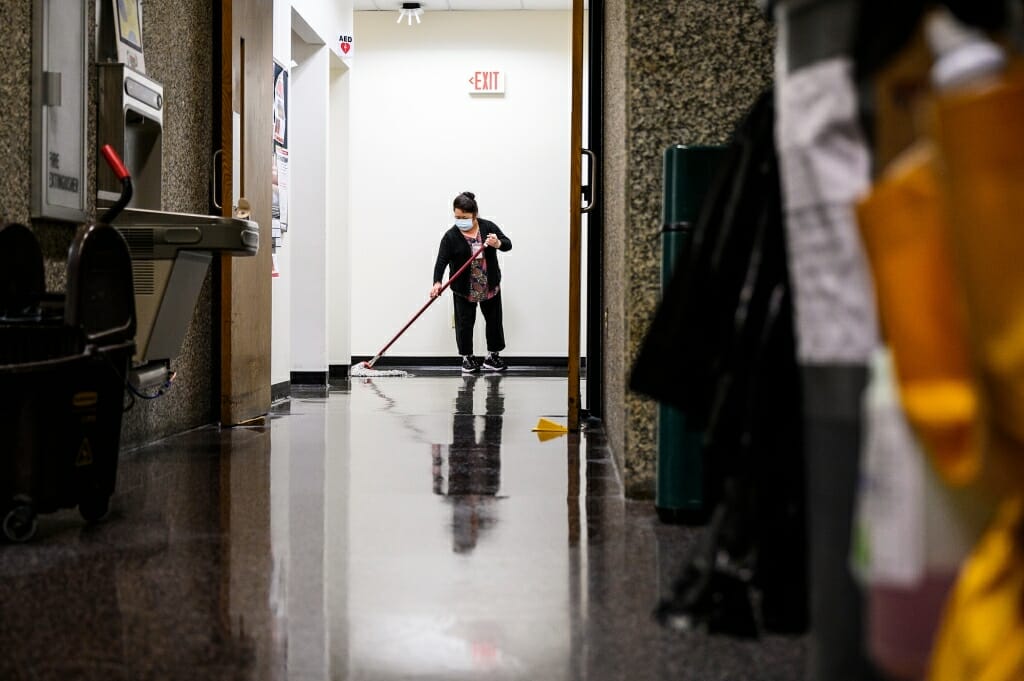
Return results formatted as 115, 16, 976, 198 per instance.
366, 243, 487, 367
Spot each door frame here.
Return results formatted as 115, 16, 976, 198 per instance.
585, 0, 605, 420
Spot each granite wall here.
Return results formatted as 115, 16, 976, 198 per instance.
0, 1, 216, 450
603, 0, 775, 497
0, 2, 35, 230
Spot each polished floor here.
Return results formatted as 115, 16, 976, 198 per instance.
0, 374, 805, 680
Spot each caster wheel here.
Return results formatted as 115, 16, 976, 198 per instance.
2, 504, 38, 543
79, 497, 110, 523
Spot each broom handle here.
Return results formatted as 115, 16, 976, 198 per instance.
366, 243, 487, 368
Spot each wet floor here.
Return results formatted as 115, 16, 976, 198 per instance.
0, 375, 805, 680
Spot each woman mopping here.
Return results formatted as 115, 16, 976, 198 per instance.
430, 191, 513, 374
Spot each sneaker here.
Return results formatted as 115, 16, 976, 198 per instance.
482, 352, 507, 372
461, 355, 481, 374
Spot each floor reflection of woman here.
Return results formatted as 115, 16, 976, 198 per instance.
431, 375, 504, 553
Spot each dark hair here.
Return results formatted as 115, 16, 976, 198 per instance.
453, 191, 478, 215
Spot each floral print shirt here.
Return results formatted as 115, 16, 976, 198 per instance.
463, 233, 498, 302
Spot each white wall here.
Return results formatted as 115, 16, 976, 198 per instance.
290, 34, 331, 374
272, 0, 354, 384
350, 11, 576, 359
329, 65, 352, 368
291, 0, 353, 62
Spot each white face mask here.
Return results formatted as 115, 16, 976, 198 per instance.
454, 217, 474, 231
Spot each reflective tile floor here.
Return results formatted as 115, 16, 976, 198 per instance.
0, 375, 805, 680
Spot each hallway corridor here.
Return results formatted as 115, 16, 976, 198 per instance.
0, 375, 805, 680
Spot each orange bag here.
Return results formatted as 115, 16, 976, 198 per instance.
856, 142, 981, 486
925, 66, 1024, 681
932, 70, 1024, 490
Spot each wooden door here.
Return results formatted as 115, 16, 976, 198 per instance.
217, 0, 273, 425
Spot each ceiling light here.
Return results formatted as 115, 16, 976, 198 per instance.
397, 2, 423, 25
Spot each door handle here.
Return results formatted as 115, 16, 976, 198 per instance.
582, 148, 596, 214
211, 149, 223, 211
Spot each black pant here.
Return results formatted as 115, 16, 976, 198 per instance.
453, 291, 505, 356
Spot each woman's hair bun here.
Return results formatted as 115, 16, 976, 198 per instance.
460, 191, 475, 200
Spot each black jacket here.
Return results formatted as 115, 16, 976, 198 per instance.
432, 218, 512, 297
634, 89, 808, 637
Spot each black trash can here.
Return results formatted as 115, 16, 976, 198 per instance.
656, 144, 726, 524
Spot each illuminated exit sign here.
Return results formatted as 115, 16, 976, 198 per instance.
468, 70, 505, 94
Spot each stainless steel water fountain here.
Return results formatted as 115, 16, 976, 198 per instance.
95, 0, 258, 392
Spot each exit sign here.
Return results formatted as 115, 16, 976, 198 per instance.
468, 70, 505, 94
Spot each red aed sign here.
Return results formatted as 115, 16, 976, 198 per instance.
468, 70, 505, 94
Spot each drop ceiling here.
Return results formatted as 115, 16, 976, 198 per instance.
354, 1, 587, 10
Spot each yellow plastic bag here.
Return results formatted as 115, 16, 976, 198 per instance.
927, 496, 1024, 681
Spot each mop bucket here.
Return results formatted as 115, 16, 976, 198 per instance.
0, 146, 136, 542
0, 329, 133, 541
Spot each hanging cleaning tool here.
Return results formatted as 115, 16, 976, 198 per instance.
99, 144, 133, 223
351, 243, 486, 378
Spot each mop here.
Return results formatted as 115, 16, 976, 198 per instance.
351, 243, 486, 378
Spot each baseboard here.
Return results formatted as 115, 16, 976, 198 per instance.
346, 356, 585, 368
291, 370, 328, 386
329, 365, 349, 380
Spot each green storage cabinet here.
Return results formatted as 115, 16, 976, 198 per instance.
656, 144, 726, 524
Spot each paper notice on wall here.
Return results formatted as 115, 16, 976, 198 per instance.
272, 61, 289, 235
272, 151, 281, 221
276, 147, 289, 232
273, 63, 287, 146
272, 218, 282, 251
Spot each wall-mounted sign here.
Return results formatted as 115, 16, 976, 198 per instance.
31, 0, 88, 222
272, 60, 289, 252
113, 0, 146, 73
468, 70, 504, 95
338, 34, 354, 56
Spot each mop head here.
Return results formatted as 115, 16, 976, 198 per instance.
349, 361, 409, 378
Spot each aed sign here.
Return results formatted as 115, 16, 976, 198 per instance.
468, 70, 504, 94
338, 34, 353, 56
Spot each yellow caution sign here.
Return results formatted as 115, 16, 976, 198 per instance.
532, 418, 568, 442
75, 438, 94, 467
